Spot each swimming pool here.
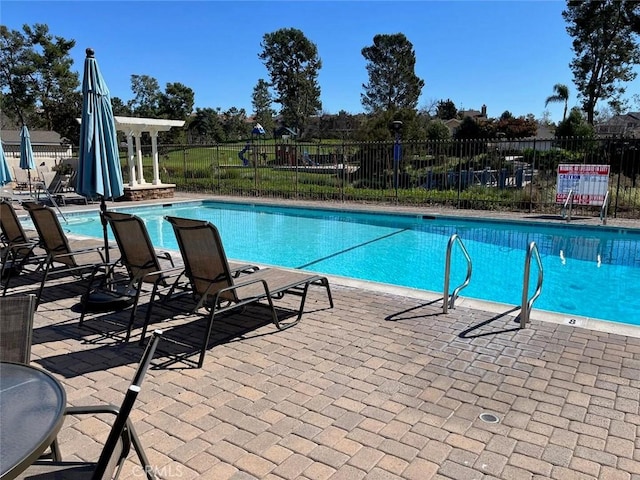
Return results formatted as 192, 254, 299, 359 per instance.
56, 200, 640, 327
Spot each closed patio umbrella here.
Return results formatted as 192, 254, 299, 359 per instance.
20, 125, 36, 194
0, 140, 12, 186
76, 48, 124, 263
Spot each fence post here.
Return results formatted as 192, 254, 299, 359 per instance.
182, 147, 187, 187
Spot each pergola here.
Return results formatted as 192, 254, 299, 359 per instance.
114, 116, 185, 187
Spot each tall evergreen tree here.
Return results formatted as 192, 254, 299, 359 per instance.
258, 28, 322, 136
435, 99, 457, 120
563, 0, 640, 124
361, 33, 424, 113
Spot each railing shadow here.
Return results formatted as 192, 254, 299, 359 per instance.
458, 306, 522, 339
384, 298, 444, 322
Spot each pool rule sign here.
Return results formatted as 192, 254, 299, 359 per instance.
556, 164, 610, 206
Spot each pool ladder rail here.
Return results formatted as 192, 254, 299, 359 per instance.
442, 235, 544, 330
521, 242, 543, 328
442, 234, 472, 314
600, 190, 610, 225
561, 189, 574, 222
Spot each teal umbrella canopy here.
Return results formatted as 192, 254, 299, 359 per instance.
19, 125, 36, 171
77, 48, 124, 201
77, 48, 124, 265
0, 141, 12, 186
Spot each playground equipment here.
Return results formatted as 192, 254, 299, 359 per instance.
239, 123, 266, 167
238, 142, 251, 166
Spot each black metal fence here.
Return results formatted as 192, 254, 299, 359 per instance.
108, 136, 640, 218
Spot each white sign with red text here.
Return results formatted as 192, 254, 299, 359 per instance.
556, 164, 610, 206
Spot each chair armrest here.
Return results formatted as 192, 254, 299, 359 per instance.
65, 405, 120, 416
141, 265, 185, 282
229, 264, 260, 277
202, 275, 270, 304
51, 244, 115, 264
155, 250, 175, 267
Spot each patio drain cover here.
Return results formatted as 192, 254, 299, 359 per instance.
479, 412, 500, 423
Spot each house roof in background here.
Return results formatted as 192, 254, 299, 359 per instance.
0, 129, 65, 146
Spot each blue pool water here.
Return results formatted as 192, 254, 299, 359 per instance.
55, 201, 640, 326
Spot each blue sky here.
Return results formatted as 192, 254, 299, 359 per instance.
2, 1, 590, 123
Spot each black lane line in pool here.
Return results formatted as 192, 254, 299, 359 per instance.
295, 228, 410, 270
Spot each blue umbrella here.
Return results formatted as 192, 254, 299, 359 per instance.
77, 48, 124, 262
20, 125, 36, 194
0, 140, 12, 186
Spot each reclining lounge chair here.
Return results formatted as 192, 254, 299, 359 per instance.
20, 202, 108, 307
1, 200, 43, 290
140, 216, 333, 368
80, 211, 260, 342
79, 211, 185, 341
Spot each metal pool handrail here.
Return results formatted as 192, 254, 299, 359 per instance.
600, 190, 610, 225
521, 241, 543, 329
561, 190, 574, 222
443, 234, 472, 314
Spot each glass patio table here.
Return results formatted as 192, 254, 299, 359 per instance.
0, 362, 66, 479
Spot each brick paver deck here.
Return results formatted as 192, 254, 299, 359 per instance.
7, 196, 640, 479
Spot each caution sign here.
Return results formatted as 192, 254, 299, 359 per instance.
556, 164, 610, 206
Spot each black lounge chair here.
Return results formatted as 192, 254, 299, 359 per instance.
79, 211, 258, 342
140, 216, 333, 368
20, 202, 108, 307
80, 211, 185, 341
0, 200, 42, 286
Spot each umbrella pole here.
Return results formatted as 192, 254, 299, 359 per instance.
28, 171, 32, 197
100, 197, 110, 263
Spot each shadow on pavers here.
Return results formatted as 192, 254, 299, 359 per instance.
458, 306, 522, 338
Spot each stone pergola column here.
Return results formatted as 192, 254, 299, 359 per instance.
150, 129, 160, 185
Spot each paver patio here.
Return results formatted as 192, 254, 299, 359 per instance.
7, 196, 640, 479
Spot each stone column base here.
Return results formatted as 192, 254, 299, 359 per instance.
122, 184, 176, 201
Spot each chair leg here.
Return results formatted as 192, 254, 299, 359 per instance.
51, 438, 61, 461
35, 260, 54, 308
139, 282, 162, 345
125, 284, 144, 343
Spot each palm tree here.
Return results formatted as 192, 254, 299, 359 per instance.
545, 84, 570, 121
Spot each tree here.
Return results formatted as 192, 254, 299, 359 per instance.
258, 28, 322, 136
544, 83, 570, 121
222, 107, 250, 141
361, 33, 424, 113
158, 82, 194, 120
435, 99, 457, 120
555, 107, 594, 138
1, 25, 40, 126
154, 82, 192, 144
563, 1, 640, 125
0, 23, 79, 135
111, 96, 132, 116
426, 119, 451, 141
251, 78, 275, 135
454, 117, 484, 139
128, 74, 161, 117
187, 107, 225, 143
494, 116, 538, 138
